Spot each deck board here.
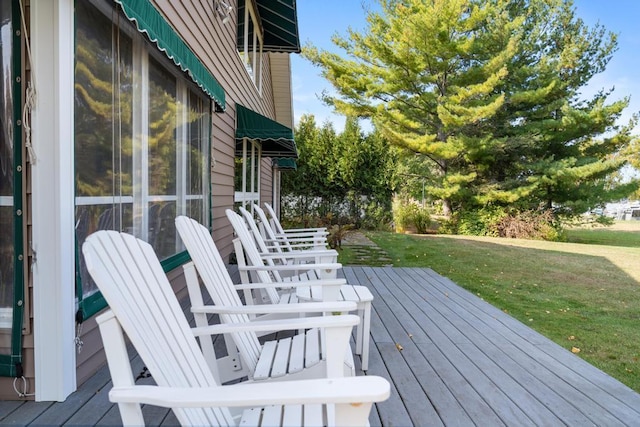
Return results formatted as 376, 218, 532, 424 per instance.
2, 266, 640, 426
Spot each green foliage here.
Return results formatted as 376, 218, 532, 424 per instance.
392, 198, 432, 234
304, 0, 640, 220
281, 115, 395, 229
445, 206, 507, 237
443, 206, 564, 240
493, 210, 565, 241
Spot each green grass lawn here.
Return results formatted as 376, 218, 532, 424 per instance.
359, 222, 640, 393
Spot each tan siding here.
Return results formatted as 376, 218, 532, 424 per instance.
75, 315, 106, 385
269, 53, 294, 128
260, 158, 273, 205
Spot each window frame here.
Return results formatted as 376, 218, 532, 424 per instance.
234, 137, 261, 209
239, 0, 263, 93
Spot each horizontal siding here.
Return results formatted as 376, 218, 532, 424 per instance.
260, 157, 273, 206
269, 53, 294, 127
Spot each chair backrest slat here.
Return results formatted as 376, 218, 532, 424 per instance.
226, 210, 283, 303
83, 231, 234, 426
176, 216, 262, 372
264, 202, 286, 235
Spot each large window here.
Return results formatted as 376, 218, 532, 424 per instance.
234, 139, 261, 210
238, 0, 263, 92
0, 0, 13, 336
74, 0, 211, 300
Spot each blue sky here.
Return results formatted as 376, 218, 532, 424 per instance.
291, 0, 640, 134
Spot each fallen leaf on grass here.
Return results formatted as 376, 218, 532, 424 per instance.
568, 336, 575, 341
571, 347, 581, 354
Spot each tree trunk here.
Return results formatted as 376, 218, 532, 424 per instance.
442, 199, 453, 217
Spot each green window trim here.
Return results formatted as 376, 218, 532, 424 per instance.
0, 0, 24, 378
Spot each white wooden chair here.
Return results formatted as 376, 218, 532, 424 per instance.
83, 230, 389, 426
253, 204, 328, 250
264, 202, 328, 237
230, 208, 338, 280
238, 206, 338, 267
175, 216, 358, 383
227, 210, 374, 371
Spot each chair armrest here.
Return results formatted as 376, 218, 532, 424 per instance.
191, 314, 359, 337
191, 300, 356, 315
109, 376, 390, 407
260, 249, 339, 259
282, 227, 328, 233
236, 263, 342, 273
278, 230, 329, 237
266, 237, 327, 245
234, 278, 346, 290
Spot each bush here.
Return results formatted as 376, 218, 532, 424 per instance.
361, 201, 393, 230
493, 210, 564, 241
413, 208, 432, 234
448, 206, 507, 237
392, 198, 432, 234
443, 207, 564, 241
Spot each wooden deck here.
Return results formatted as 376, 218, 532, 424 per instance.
2, 266, 640, 426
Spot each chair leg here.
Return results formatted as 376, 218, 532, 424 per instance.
360, 302, 371, 371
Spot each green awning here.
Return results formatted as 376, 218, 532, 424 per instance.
237, 0, 300, 53
273, 157, 297, 170
236, 104, 297, 158
115, 0, 226, 111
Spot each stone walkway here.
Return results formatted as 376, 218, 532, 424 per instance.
341, 231, 394, 266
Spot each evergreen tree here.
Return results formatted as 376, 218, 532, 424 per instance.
304, 0, 639, 218
282, 115, 395, 227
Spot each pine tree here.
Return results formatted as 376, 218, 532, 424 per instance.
304, 0, 639, 218
484, 0, 639, 215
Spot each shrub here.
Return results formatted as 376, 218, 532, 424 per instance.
413, 208, 432, 234
453, 206, 507, 237
392, 198, 416, 233
493, 210, 564, 240
392, 198, 432, 234
443, 207, 564, 241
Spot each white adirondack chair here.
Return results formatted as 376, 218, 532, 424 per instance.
264, 202, 328, 237
83, 230, 389, 426
175, 216, 358, 383
227, 210, 374, 371
253, 203, 329, 251
252, 204, 328, 252
238, 206, 338, 267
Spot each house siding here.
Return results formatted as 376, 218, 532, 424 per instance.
152, 0, 279, 258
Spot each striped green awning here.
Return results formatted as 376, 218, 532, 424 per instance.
115, 0, 226, 111
236, 104, 297, 158
237, 0, 300, 53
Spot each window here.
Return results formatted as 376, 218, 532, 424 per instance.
238, 0, 263, 92
0, 0, 13, 334
234, 138, 261, 210
74, 0, 211, 299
